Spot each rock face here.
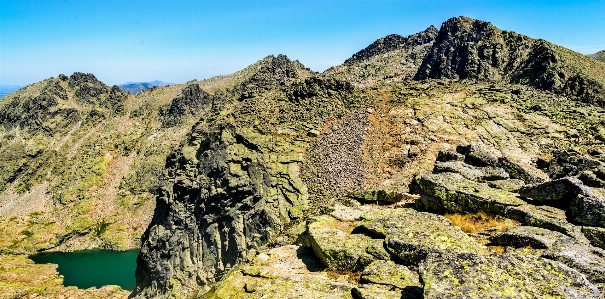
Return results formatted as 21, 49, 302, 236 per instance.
159, 84, 211, 127
134, 126, 308, 297
415, 17, 605, 106
420, 252, 602, 299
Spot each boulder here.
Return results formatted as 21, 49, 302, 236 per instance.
570, 192, 605, 227
420, 252, 602, 299
360, 260, 420, 289
519, 177, 589, 203
490, 226, 605, 283
457, 143, 499, 166
306, 215, 375, 271
578, 171, 605, 188
498, 156, 549, 184
503, 204, 589, 243
539, 149, 604, 179
211, 245, 355, 299
357, 208, 488, 264
583, 227, 605, 250
412, 172, 526, 214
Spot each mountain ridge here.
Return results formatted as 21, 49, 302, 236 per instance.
0, 16, 604, 298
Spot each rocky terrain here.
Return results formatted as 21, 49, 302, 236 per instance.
1, 16, 605, 298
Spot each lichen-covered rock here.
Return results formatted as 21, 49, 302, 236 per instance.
489, 225, 565, 249
570, 192, 605, 228
583, 227, 605, 250
503, 204, 589, 243
211, 245, 355, 299
352, 284, 419, 299
519, 178, 605, 227
412, 172, 525, 214
539, 149, 604, 179
519, 177, 589, 203
488, 179, 526, 192
490, 226, 605, 283
433, 161, 509, 181
360, 260, 420, 289
578, 171, 605, 188
457, 143, 499, 166
307, 215, 375, 271
159, 84, 211, 127
134, 127, 309, 297
357, 208, 487, 264
420, 252, 602, 299
498, 156, 549, 184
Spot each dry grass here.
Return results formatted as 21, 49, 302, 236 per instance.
445, 211, 518, 234
326, 269, 361, 285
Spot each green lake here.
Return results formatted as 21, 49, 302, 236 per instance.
30, 249, 139, 291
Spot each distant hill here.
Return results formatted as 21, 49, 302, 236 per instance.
0, 85, 23, 98
590, 50, 605, 63
118, 80, 171, 95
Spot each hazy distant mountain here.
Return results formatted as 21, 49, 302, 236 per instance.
0, 84, 23, 98
118, 80, 171, 95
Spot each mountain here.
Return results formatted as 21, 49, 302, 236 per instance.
1, 17, 605, 298
591, 50, 605, 63
415, 17, 605, 106
0, 84, 23, 98
118, 80, 171, 95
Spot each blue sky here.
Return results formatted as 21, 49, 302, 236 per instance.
1, 0, 604, 86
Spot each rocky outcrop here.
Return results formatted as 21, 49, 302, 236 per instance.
490, 226, 605, 283
69, 72, 110, 104
210, 245, 354, 299
420, 252, 602, 299
134, 125, 309, 297
232, 54, 312, 99
159, 84, 211, 127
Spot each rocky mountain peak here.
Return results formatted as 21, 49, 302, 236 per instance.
415, 16, 605, 106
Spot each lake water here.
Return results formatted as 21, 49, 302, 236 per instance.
30, 249, 139, 291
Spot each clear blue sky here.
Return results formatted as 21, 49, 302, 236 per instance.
1, 0, 604, 86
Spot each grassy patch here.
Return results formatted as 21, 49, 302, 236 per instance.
445, 212, 518, 234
